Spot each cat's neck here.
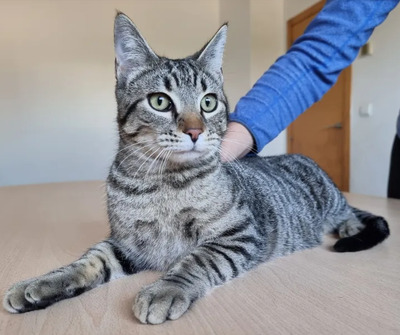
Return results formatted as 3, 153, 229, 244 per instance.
113, 144, 222, 181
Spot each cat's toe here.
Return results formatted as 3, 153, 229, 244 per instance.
24, 284, 42, 304
3, 281, 34, 313
3, 292, 25, 313
24, 279, 60, 304
133, 282, 192, 324
164, 295, 191, 321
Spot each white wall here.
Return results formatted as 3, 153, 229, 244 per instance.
219, 0, 251, 108
0, 0, 220, 186
251, 0, 285, 157
284, 0, 319, 21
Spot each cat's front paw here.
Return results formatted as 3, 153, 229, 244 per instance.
3, 278, 38, 313
133, 281, 194, 324
3, 275, 69, 313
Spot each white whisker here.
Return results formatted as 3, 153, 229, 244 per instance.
145, 148, 166, 177
116, 142, 157, 172
115, 139, 157, 155
132, 146, 160, 178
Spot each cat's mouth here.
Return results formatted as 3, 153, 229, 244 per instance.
165, 136, 214, 162
175, 146, 203, 153
172, 140, 206, 155
174, 148, 203, 156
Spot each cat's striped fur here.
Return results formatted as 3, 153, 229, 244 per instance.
3, 13, 390, 324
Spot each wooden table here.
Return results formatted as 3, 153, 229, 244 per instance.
0, 181, 399, 334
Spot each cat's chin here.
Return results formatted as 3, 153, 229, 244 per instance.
169, 150, 208, 164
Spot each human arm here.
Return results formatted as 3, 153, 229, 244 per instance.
222, 0, 400, 161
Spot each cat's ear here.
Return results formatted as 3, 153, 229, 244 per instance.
114, 12, 158, 79
196, 23, 228, 73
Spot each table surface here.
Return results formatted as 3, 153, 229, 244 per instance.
0, 181, 399, 335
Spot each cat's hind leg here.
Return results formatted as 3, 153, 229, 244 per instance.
337, 217, 364, 238
3, 240, 131, 313
333, 207, 390, 252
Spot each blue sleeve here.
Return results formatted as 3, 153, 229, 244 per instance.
229, 0, 400, 153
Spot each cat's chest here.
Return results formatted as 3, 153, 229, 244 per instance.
112, 180, 217, 225
123, 186, 207, 223
109, 185, 217, 269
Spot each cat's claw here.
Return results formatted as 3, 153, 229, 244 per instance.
133, 281, 193, 324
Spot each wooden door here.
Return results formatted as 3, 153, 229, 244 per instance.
287, 1, 350, 191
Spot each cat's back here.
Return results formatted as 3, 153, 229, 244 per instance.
222, 154, 348, 257
225, 153, 328, 189
223, 153, 343, 215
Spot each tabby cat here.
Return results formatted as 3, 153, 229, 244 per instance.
3, 13, 390, 324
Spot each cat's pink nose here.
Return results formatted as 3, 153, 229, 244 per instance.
184, 128, 203, 142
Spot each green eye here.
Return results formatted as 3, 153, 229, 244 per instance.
149, 93, 172, 111
200, 94, 218, 113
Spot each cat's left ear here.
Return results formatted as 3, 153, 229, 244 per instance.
196, 24, 228, 73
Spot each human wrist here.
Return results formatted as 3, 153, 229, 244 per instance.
220, 122, 255, 162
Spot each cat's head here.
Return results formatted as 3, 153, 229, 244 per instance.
114, 12, 228, 165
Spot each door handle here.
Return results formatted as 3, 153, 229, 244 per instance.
324, 122, 343, 129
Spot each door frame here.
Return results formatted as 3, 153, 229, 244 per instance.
286, 0, 350, 191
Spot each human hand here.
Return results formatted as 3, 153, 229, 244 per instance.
220, 122, 255, 162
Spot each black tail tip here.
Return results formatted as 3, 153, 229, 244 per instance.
333, 217, 390, 253
333, 237, 365, 252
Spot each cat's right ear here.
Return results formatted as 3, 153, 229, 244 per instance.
114, 12, 158, 79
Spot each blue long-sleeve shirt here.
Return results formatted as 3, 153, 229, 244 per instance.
230, 0, 400, 153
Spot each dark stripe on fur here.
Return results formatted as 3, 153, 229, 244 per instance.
170, 274, 194, 285
183, 218, 196, 238
118, 99, 142, 125
218, 220, 251, 238
209, 242, 252, 261
163, 77, 172, 91
108, 173, 159, 196
192, 253, 206, 270
185, 270, 202, 281
168, 164, 218, 189
164, 60, 174, 72
207, 258, 225, 282
201, 78, 207, 91
124, 125, 150, 139
89, 247, 105, 254
203, 245, 238, 277
162, 278, 188, 288
108, 241, 137, 274
97, 256, 111, 282
167, 154, 216, 174
232, 235, 261, 248
193, 71, 198, 87
172, 72, 180, 87
192, 253, 214, 285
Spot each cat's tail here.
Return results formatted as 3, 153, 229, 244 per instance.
333, 207, 390, 252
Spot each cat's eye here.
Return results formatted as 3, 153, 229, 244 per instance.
148, 93, 172, 112
200, 94, 218, 113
